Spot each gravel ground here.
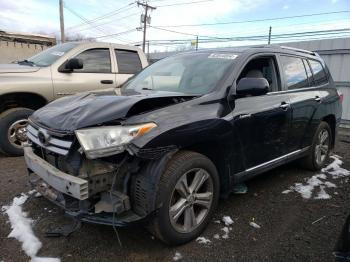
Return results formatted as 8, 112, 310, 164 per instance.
1, 133, 350, 262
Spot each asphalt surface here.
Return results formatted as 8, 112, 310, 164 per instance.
1, 133, 350, 262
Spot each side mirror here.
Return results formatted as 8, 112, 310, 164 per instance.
236, 77, 269, 96
58, 58, 83, 72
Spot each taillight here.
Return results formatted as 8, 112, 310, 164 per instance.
338, 90, 344, 103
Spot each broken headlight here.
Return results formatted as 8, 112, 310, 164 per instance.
75, 123, 157, 159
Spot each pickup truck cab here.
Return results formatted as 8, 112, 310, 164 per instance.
24, 45, 342, 245
0, 42, 148, 155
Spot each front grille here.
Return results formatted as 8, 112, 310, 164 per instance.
27, 124, 73, 156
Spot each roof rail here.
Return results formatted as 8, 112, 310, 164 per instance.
280, 46, 316, 56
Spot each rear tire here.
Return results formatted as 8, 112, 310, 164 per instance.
148, 151, 219, 245
301, 121, 332, 171
0, 108, 33, 156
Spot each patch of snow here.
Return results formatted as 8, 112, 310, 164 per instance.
2, 193, 60, 262
173, 251, 182, 261
31, 258, 61, 262
249, 222, 261, 229
221, 227, 229, 239
222, 216, 234, 226
322, 156, 350, 179
28, 189, 37, 195
35, 192, 42, 198
213, 234, 220, 239
282, 156, 348, 199
196, 236, 211, 244
314, 186, 331, 200
213, 220, 221, 224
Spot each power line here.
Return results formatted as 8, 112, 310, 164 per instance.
152, 10, 350, 27
64, 4, 132, 43
156, 0, 213, 7
93, 28, 138, 39
67, 11, 140, 34
53, 2, 136, 33
144, 28, 350, 45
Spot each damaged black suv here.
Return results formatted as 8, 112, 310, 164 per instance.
24, 45, 342, 245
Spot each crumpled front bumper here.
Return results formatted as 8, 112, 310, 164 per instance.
24, 145, 145, 226
24, 146, 88, 200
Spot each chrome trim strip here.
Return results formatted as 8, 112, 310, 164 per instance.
246, 147, 309, 172
49, 137, 72, 149
27, 132, 69, 155
27, 125, 38, 136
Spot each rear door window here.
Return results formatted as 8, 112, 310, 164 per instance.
74, 48, 111, 73
308, 59, 328, 85
280, 56, 309, 90
115, 49, 142, 74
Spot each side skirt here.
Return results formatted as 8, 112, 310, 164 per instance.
233, 147, 310, 184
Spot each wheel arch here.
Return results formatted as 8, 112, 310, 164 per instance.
321, 114, 336, 149
0, 92, 48, 114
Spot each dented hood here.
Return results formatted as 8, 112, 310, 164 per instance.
30, 91, 197, 132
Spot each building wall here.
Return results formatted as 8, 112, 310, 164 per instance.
0, 41, 48, 63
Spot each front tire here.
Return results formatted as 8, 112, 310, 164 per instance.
301, 121, 332, 171
0, 108, 33, 156
149, 151, 219, 245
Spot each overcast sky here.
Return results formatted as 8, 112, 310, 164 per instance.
0, 0, 349, 51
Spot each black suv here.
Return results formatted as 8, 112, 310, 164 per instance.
24, 45, 342, 245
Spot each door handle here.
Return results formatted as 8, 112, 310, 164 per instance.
279, 102, 290, 111
100, 80, 114, 84
315, 96, 322, 102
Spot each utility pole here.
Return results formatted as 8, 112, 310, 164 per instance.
59, 0, 65, 43
137, 1, 156, 52
268, 26, 272, 45
196, 36, 198, 51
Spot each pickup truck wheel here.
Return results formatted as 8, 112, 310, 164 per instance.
149, 151, 219, 245
301, 121, 331, 171
0, 108, 33, 156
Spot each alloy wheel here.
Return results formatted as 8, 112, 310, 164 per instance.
169, 168, 213, 233
315, 128, 329, 165
7, 119, 28, 149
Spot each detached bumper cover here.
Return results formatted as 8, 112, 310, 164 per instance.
24, 146, 88, 200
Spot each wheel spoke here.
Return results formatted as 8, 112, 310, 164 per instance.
189, 169, 208, 193
184, 206, 197, 231
170, 198, 187, 221
194, 192, 212, 209
8, 133, 17, 143
320, 145, 328, 154
320, 131, 328, 144
316, 147, 322, 164
175, 175, 190, 198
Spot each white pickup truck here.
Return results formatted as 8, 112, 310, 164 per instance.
0, 42, 148, 156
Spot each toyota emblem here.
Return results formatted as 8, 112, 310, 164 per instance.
38, 130, 50, 146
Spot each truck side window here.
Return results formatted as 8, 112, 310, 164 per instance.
308, 59, 328, 85
280, 56, 309, 90
115, 49, 142, 74
74, 48, 111, 73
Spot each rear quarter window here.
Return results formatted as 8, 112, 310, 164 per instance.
115, 49, 143, 74
308, 59, 328, 85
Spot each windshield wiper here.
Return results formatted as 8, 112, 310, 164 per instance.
18, 59, 35, 66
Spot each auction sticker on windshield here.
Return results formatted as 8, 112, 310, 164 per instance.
208, 53, 238, 59
51, 51, 65, 56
